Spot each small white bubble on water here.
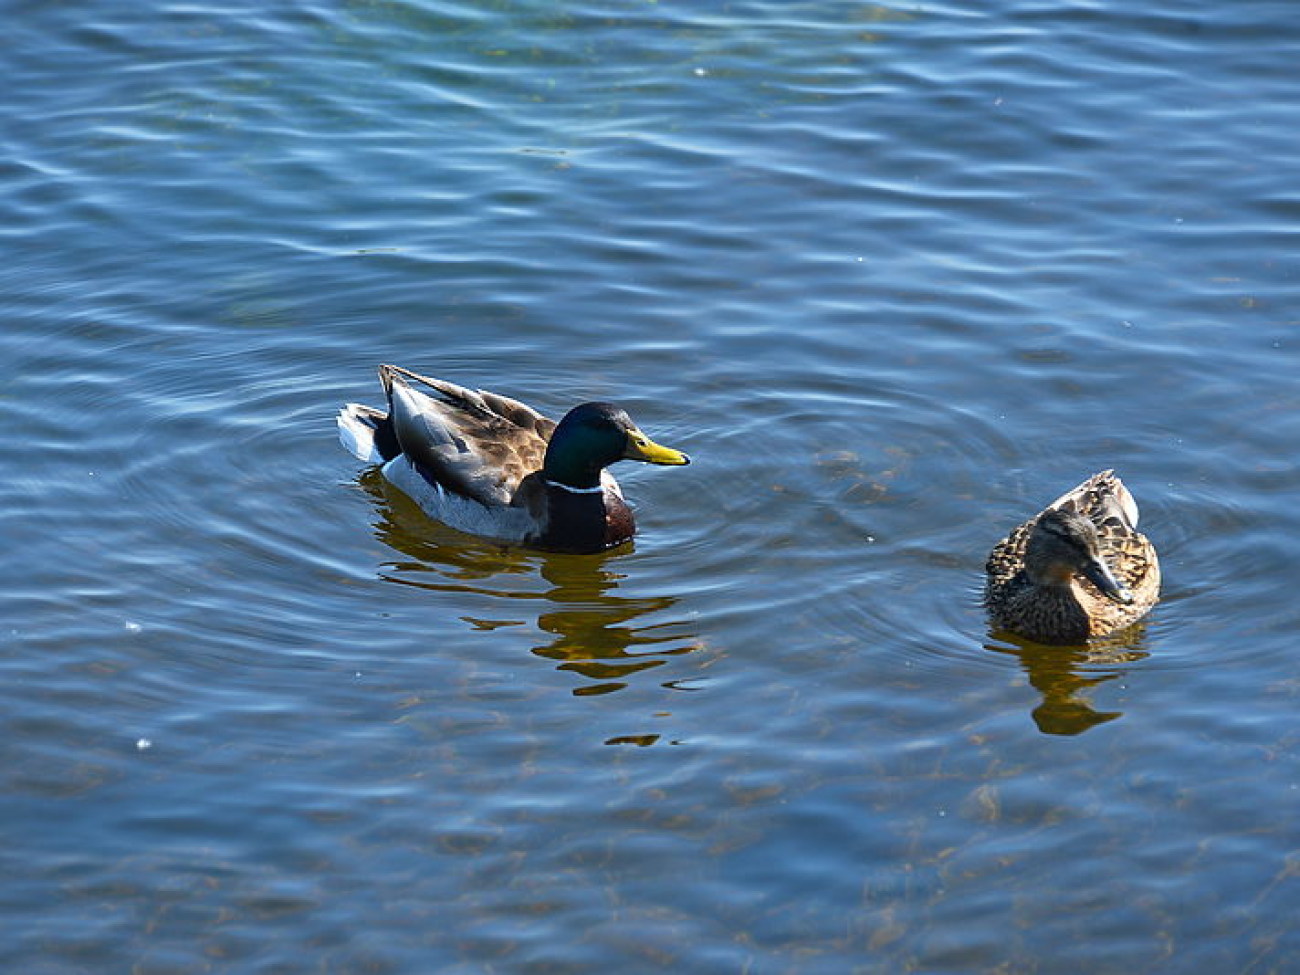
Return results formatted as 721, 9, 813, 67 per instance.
136, 738, 152, 751
124, 621, 142, 633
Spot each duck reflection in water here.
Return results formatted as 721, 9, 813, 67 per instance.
529, 555, 694, 696
988, 629, 1150, 736
355, 470, 701, 698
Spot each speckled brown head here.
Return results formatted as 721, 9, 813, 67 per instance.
1024, 509, 1134, 605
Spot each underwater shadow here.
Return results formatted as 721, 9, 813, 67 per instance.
355, 470, 702, 699
986, 626, 1150, 736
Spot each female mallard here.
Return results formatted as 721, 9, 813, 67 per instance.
984, 471, 1160, 645
337, 364, 690, 553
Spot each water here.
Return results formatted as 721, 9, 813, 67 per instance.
4, 1, 1300, 971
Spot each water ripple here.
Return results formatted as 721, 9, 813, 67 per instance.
5, 0, 1300, 971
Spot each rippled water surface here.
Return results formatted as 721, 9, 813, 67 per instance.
5, 1, 1300, 971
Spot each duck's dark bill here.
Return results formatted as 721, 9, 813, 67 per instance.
1082, 558, 1134, 605
623, 428, 690, 466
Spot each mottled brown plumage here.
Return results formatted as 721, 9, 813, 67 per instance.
377, 363, 554, 505
985, 471, 1160, 645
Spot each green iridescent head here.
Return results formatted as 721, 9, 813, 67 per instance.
542, 402, 689, 489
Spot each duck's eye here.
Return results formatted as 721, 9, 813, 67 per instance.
633, 437, 647, 447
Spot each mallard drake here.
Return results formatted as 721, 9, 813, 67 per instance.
337, 365, 690, 553
984, 470, 1160, 645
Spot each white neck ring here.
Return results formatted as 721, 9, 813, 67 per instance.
544, 479, 605, 495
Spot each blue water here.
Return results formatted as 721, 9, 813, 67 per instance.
4, 1, 1300, 971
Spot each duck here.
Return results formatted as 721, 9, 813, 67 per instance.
337, 364, 690, 553
984, 470, 1160, 645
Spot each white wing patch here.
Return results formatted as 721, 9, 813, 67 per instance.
381, 456, 535, 543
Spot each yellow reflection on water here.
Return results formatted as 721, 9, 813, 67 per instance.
533, 554, 696, 696
355, 470, 702, 700
987, 628, 1149, 736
